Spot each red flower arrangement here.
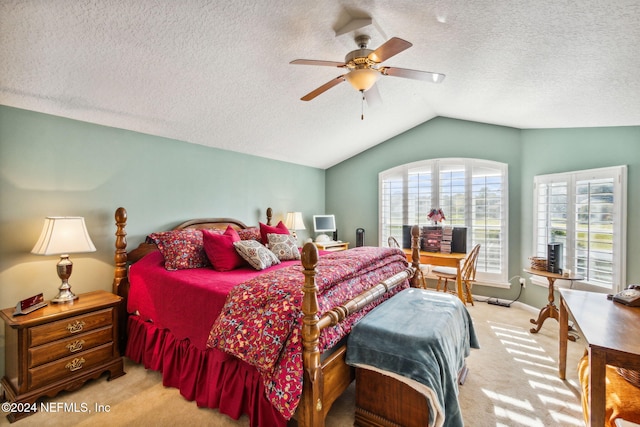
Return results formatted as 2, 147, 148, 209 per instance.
428, 208, 446, 224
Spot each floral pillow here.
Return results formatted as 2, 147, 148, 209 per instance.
233, 239, 281, 270
147, 229, 210, 270
259, 221, 289, 245
237, 227, 261, 241
202, 226, 246, 271
267, 233, 300, 261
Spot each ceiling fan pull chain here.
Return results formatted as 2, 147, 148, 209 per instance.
361, 90, 365, 120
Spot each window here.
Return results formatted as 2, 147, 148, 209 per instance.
533, 166, 627, 292
379, 158, 508, 285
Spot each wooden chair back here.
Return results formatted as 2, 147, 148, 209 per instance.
388, 236, 401, 248
461, 244, 481, 282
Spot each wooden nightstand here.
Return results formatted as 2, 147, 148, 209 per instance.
1, 290, 125, 422
315, 241, 349, 251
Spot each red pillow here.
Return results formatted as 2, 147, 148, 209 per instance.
202, 226, 245, 271
259, 221, 289, 245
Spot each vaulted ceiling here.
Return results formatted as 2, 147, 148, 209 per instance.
2, 1, 639, 169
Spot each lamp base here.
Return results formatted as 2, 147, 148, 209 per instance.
51, 289, 78, 304
52, 255, 78, 304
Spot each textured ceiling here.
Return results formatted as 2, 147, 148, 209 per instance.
2, 1, 639, 169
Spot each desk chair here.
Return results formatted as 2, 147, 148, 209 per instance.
432, 244, 480, 305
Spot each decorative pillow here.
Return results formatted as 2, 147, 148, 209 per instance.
233, 239, 281, 270
202, 226, 246, 271
237, 227, 261, 241
267, 233, 300, 261
259, 221, 289, 244
148, 229, 210, 270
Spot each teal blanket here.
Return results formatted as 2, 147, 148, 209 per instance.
346, 288, 480, 427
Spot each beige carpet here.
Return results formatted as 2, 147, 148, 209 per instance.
1, 300, 587, 426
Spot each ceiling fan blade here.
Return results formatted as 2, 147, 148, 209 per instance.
364, 83, 382, 107
290, 59, 346, 68
368, 37, 413, 63
382, 67, 445, 83
300, 75, 346, 101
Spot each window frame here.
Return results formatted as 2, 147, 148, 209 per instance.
379, 158, 509, 285
533, 165, 627, 293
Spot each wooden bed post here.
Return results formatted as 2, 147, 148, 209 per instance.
113, 207, 128, 296
299, 242, 324, 427
410, 225, 422, 288
113, 207, 129, 354
266, 207, 272, 226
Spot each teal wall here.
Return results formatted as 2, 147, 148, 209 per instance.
519, 127, 640, 307
326, 117, 640, 308
0, 105, 325, 376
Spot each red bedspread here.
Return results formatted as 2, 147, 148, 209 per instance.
127, 250, 300, 349
207, 246, 410, 419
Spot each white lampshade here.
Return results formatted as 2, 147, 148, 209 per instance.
284, 212, 306, 231
32, 217, 96, 255
345, 68, 381, 92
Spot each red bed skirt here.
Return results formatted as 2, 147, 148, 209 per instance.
125, 315, 287, 427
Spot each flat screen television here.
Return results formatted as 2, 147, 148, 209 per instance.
313, 214, 336, 242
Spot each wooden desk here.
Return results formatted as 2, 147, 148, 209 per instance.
558, 289, 640, 427
523, 268, 583, 335
404, 249, 467, 303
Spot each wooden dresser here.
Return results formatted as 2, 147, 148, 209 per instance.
1, 290, 124, 422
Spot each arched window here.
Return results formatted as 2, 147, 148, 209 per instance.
379, 158, 509, 285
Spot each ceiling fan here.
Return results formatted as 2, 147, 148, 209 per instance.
291, 35, 445, 105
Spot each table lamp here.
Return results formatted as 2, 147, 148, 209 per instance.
284, 212, 306, 240
31, 217, 96, 303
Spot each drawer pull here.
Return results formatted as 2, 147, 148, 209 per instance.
66, 340, 85, 353
66, 320, 85, 333
65, 357, 85, 372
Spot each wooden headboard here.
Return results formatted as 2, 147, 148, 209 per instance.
112, 207, 273, 297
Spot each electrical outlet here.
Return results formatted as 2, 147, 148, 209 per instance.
519, 277, 526, 288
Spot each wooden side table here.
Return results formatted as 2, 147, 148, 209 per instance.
523, 268, 583, 336
314, 241, 349, 251
1, 290, 125, 422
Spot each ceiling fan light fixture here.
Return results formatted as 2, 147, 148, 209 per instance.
345, 68, 380, 92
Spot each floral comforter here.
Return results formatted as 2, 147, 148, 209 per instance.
207, 246, 410, 419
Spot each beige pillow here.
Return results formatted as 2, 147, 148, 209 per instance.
233, 239, 280, 270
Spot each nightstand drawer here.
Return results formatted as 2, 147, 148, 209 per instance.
28, 325, 113, 368
28, 343, 114, 390
29, 308, 113, 347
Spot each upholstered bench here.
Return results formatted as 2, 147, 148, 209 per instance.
578, 355, 640, 427
346, 288, 479, 427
